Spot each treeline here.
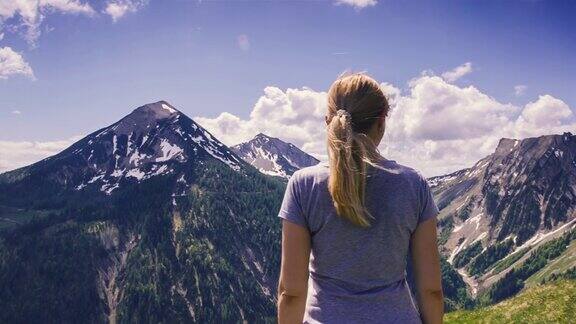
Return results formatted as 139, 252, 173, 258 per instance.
481, 228, 576, 305
467, 238, 514, 276
439, 256, 474, 311
452, 241, 482, 268
438, 215, 454, 246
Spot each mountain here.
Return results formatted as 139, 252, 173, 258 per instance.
231, 133, 319, 178
430, 132, 576, 305
0, 100, 244, 200
0, 101, 286, 323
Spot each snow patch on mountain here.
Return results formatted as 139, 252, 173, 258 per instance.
162, 103, 177, 114
156, 139, 184, 162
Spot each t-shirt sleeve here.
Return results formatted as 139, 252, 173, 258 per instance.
278, 173, 308, 228
418, 176, 440, 225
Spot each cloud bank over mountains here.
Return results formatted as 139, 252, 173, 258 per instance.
197, 66, 575, 177
0, 136, 82, 173
1, 61, 574, 176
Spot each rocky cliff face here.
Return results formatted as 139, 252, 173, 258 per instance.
430, 132, 576, 297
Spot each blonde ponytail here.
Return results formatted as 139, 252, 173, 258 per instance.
326, 72, 390, 227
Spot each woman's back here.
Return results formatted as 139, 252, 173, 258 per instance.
278, 158, 439, 323
276, 73, 443, 324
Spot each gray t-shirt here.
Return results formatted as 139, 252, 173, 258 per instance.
278, 158, 439, 323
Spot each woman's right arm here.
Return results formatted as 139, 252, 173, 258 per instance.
410, 216, 444, 324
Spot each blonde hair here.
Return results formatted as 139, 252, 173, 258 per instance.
326, 72, 390, 227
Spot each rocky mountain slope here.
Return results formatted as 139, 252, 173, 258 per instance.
231, 133, 319, 178
0, 101, 244, 199
430, 132, 576, 301
0, 101, 286, 323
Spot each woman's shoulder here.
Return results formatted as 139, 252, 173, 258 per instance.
373, 159, 428, 185
291, 159, 427, 180
291, 162, 329, 180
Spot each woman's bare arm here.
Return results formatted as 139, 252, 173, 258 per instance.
410, 217, 444, 324
277, 219, 311, 324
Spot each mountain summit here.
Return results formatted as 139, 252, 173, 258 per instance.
231, 133, 319, 178
1, 100, 245, 196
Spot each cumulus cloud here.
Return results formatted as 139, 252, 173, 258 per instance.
11, 110, 22, 115
237, 34, 250, 51
334, 0, 377, 9
197, 70, 575, 177
0, 47, 35, 79
0, 136, 82, 173
196, 87, 329, 159
513, 95, 574, 139
514, 84, 527, 96
390, 75, 516, 141
0, 0, 94, 45
441, 62, 473, 82
104, 0, 147, 22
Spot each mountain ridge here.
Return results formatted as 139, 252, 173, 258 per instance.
231, 132, 319, 178
0, 101, 248, 199
431, 132, 576, 300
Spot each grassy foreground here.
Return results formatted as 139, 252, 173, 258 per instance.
444, 279, 576, 323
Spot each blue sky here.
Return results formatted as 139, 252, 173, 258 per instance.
1, 0, 575, 175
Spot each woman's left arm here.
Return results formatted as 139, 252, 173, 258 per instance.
277, 219, 311, 324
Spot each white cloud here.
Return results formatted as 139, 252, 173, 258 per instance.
11, 110, 22, 115
237, 34, 250, 51
334, 0, 378, 9
513, 95, 574, 139
195, 86, 328, 160
197, 70, 575, 177
0, 135, 82, 173
0, 46, 35, 79
104, 0, 146, 22
0, 0, 95, 45
514, 84, 527, 96
441, 62, 473, 82
389, 75, 516, 141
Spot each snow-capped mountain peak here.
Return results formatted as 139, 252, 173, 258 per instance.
231, 133, 319, 178
2, 101, 246, 195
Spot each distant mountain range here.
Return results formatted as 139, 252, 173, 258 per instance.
0, 100, 574, 321
231, 133, 319, 178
